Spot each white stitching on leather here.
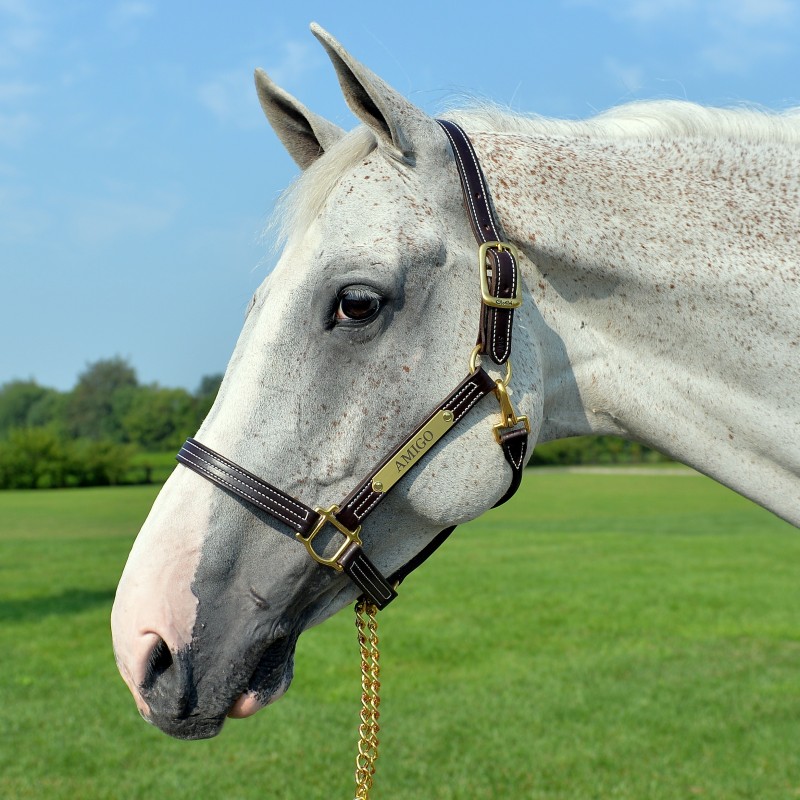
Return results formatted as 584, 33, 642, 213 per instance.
351, 483, 371, 505
449, 381, 481, 417
181, 448, 308, 525
489, 248, 515, 363
441, 122, 499, 242
454, 388, 484, 419
349, 557, 391, 601
352, 382, 487, 520
179, 456, 301, 529
489, 253, 513, 363
183, 441, 310, 521
441, 122, 514, 364
352, 380, 484, 520
352, 484, 377, 517
354, 491, 382, 519
440, 125, 484, 242
348, 560, 379, 598
505, 437, 525, 470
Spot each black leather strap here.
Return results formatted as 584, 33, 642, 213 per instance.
494, 426, 529, 506
386, 411, 529, 590
437, 119, 518, 365
389, 525, 456, 588
339, 544, 397, 608
177, 438, 314, 534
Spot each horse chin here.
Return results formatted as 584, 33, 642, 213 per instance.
226, 634, 296, 720
227, 692, 264, 718
227, 670, 293, 718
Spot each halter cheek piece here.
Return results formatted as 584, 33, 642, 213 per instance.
176, 120, 530, 610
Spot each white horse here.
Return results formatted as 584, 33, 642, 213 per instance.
112, 24, 799, 740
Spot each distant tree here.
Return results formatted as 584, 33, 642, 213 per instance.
0, 359, 233, 488
195, 373, 223, 423
69, 439, 133, 486
122, 385, 197, 451
529, 435, 670, 466
67, 357, 138, 441
0, 428, 69, 488
196, 373, 224, 398
0, 381, 55, 437
25, 388, 69, 434
0, 428, 134, 489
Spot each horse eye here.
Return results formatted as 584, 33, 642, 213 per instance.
335, 288, 382, 323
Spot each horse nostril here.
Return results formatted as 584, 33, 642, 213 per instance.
134, 633, 197, 725
143, 636, 173, 688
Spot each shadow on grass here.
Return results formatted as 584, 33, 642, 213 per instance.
0, 588, 116, 624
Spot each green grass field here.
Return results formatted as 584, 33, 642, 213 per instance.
1, 470, 798, 799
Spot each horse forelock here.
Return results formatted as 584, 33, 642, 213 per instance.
268, 126, 377, 249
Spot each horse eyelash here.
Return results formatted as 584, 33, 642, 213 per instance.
337, 286, 381, 302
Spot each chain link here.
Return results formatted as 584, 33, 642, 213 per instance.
354, 599, 381, 800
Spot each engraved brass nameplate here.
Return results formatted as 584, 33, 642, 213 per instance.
371, 409, 455, 493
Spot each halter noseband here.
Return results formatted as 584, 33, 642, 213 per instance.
176, 120, 529, 609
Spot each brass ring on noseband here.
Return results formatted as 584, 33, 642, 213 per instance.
468, 344, 512, 387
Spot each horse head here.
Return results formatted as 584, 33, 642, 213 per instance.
111, 24, 541, 740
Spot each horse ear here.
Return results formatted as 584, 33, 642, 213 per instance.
311, 23, 432, 161
254, 68, 346, 170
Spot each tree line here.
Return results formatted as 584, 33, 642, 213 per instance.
0, 358, 222, 489
529, 434, 670, 467
0, 357, 670, 490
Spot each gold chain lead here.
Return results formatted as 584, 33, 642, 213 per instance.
354, 599, 381, 800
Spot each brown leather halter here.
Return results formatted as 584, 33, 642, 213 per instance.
176, 120, 530, 610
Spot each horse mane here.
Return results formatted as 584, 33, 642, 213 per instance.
271, 100, 800, 248
446, 99, 800, 145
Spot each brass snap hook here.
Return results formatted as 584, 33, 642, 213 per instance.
492, 359, 530, 443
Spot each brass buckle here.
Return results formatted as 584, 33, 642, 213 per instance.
478, 241, 522, 309
493, 376, 530, 444
296, 505, 362, 572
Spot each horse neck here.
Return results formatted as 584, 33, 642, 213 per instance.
470, 128, 800, 524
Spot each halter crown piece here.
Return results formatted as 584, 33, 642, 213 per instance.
175, 121, 530, 799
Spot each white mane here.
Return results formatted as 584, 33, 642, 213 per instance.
446, 99, 800, 145
272, 100, 800, 247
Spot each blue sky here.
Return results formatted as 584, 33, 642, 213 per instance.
2, 0, 799, 391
